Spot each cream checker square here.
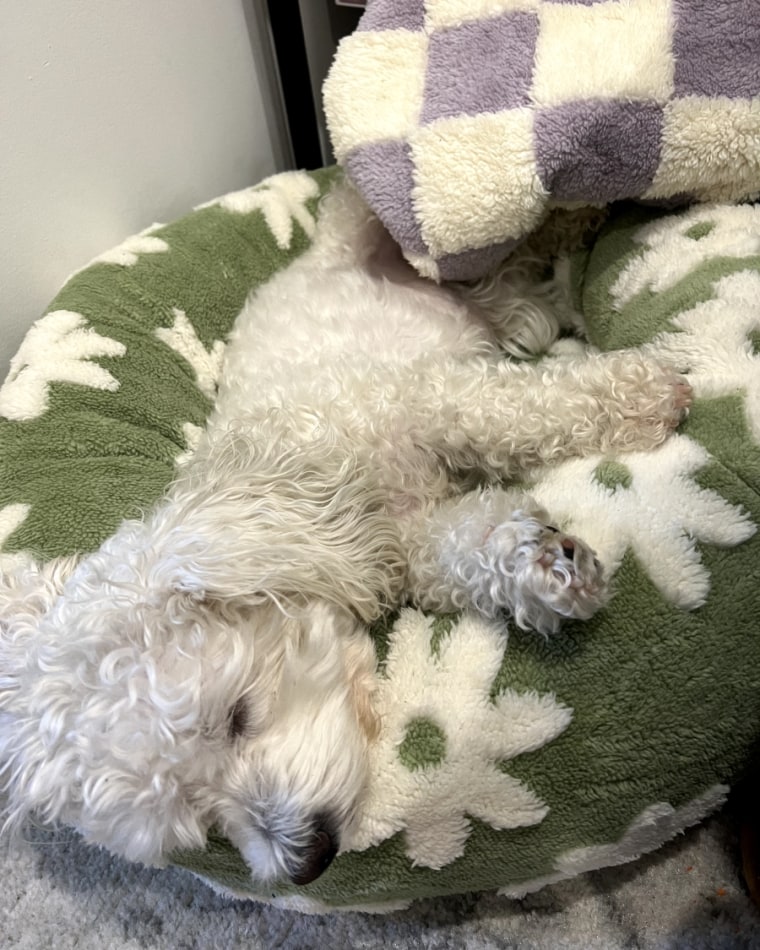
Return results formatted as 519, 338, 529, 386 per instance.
323, 30, 428, 160
531, 0, 674, 108
411, 110, 548, 256
645, 97, 760, 203
427, 0, 540, 32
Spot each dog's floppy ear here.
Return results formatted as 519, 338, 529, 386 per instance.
156, 422, 405, 622
158, 496, 401, 623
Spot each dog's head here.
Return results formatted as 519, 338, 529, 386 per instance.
0, 531, 378, 886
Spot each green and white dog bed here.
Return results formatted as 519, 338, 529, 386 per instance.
1, 168, 759, 912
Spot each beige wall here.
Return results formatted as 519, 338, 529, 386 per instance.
0, 0, 289, 377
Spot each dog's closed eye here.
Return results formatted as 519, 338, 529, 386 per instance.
228, 698, 250, 740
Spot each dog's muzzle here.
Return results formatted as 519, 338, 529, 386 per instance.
289, 818, 339, 885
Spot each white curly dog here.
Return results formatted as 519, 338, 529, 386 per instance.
0, 183, 691, 887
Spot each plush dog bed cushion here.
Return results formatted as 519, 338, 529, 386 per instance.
1, 170, 759, 913
323, 0, 760, 282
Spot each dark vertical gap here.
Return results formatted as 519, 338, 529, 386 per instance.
266, 0, 323, 170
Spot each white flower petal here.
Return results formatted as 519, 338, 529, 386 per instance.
0, 503, 30, 552
466, 769, 549, 830
486, 689, 573, 760
154, 308, 225, 400
404, 809, 471, 869
198, 171, 319, 249
0, 311, 126, 421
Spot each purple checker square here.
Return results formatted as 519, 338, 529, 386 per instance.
421, 12, 539, 124
358, 0, 426, 32
344, 139, 428, 256
534, 100, 664, 203
672, 0, 760, 98
436, 238, 521, 281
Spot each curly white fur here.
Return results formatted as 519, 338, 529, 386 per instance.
0, 183, 691, 887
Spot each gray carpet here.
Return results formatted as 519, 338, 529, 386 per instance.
2, 809, 759, 949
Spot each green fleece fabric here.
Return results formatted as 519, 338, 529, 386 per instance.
1, 173, 758, 912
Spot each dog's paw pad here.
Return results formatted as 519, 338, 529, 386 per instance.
649, 366, 693, 420
656, 370, 694, 435
506, 522, 608, 635
531, 530, 606, 616
672, 377, 693, 414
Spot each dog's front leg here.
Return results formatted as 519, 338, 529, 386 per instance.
401, 488, 607, 635
391, 350, 691, 479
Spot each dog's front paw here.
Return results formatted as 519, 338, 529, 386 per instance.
598, 355, 692, 452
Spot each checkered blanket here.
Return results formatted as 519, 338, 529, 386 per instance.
323, 0, 760, 281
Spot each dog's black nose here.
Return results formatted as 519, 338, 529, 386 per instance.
289, 824, 339, 886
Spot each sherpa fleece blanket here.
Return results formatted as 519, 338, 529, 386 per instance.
323, 0, 760, 281
1, 170, 759, 913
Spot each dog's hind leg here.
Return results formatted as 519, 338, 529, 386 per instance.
401, 488, 607, 636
